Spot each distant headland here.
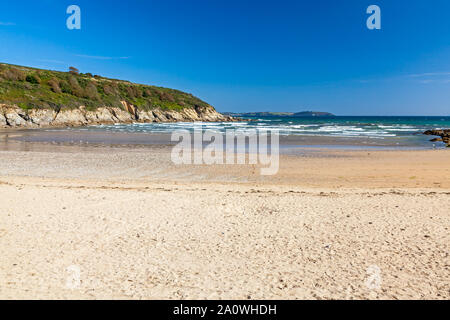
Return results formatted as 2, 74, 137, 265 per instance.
223, 111, 335, 117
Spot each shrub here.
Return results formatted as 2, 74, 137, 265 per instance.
77, 77, 89, 88
68, 76, 83, 97
26, 74, 41, 84
103, 84, 116, 96
84, 83, 100, 100
125, 86, 142, 99
18, 102, 33, 110
48, 78, 62, 93
2, 68, 26, 81
142, 89, 151, 97
59, 80, 72, 94
161, 91, 175, 102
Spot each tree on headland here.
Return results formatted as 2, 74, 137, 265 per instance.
69, 66, 79, 75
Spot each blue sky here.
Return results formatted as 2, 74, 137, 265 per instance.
0, 0, 449, 115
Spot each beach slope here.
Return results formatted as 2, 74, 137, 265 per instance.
0, 145, 448, 299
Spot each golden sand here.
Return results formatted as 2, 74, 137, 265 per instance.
0, 144, 448, 299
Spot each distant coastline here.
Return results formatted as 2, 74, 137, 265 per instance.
223, 111, 335, 117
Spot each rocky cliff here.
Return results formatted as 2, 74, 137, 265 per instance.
0, 102, 234, 128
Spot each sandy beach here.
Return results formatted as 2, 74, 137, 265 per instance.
1, 0, 449, 302
0, 134, 449, 300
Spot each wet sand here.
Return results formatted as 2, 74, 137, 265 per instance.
0, 135, 449, 299
1, 126, 440, 149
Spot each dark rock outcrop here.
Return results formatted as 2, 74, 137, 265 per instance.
424, 129, 450, 147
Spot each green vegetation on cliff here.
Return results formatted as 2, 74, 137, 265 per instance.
0, 63, 211, 112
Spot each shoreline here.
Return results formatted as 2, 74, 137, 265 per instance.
0, 127, 445, 152
0, 139, 448, 189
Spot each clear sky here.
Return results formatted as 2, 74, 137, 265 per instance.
0, 0, 449, 115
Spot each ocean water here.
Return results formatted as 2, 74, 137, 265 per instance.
45, 116, 450, 149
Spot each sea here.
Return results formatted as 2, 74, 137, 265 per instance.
66, 115, 450, 149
